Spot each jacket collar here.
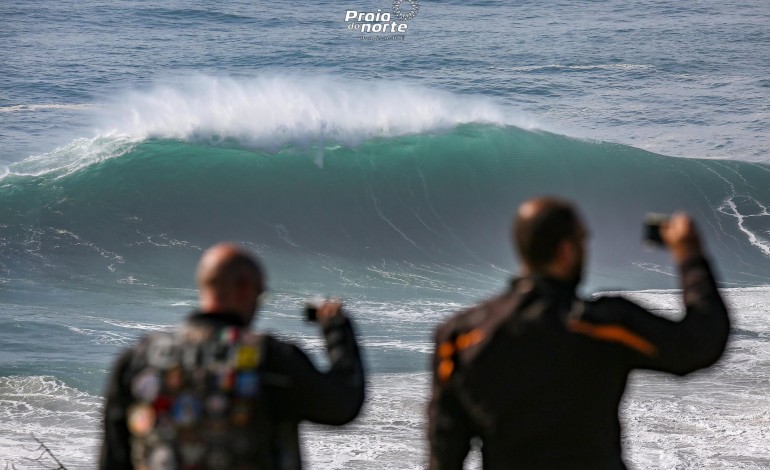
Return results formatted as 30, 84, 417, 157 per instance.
188, 310, 249, 328
512, 274, 577, 299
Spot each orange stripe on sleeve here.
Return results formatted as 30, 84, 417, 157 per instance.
437, 342, 455, 359
568, 319, 658, 357
456, 328, 485, 350
437, 359, 454, 382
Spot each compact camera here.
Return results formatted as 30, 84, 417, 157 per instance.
304, 296, 327, 322
643, 213, 669, 246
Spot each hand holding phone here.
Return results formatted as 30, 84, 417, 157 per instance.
304, 297, 343, 322
644, 212, 702, 262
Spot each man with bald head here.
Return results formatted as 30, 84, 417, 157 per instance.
101, 244, 365, 469
429, 197, 730, 469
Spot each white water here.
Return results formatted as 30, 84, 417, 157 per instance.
96, 75, 536, 148
1, 287, 767, 468
2, 74, 540, 179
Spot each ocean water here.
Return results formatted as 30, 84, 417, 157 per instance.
1, 0, 769, 468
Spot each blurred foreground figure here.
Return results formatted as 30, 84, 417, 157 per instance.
429, 197, 730, 469
100, 244, 365, 469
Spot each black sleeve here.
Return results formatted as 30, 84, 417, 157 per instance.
272, 313, 366, 425
427, 329, 473, 470
99, 349, 134, 470
589, 256, 730, 375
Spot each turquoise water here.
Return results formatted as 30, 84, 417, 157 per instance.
1, 1, 769, 468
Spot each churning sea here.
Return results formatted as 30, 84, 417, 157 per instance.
1, 0, 769, 468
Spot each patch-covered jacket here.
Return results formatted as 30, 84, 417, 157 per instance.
100, 311, 365, 470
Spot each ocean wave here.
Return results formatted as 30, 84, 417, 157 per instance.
496, 63, 655, 72
94, 74, 536, 147
68, 326, 135, 345
0, 125, 769, 288
3, 75, 539, 178
102, 319, 173, 331
6, 133, 138, 178
0, 103, 97, 113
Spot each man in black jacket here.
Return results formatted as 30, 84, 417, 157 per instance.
100, 243, 365, 469
429, 197, 730, 469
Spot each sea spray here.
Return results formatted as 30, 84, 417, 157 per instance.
93, 75, 534, 149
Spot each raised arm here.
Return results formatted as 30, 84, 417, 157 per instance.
278, 302, 366, 424
645, 212, 729, 372
573, 213, 730, 374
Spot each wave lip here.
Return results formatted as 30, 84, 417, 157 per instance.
3, 75, 538, 178
95, 74, 536, 148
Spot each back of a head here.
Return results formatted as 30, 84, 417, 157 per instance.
197, 243, 264, 315
514, 197, 581, 272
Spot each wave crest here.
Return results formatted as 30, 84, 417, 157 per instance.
96, 74, 535, 147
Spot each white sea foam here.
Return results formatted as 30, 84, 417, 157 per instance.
301, 287, 770, 469
495, 63, 655, 73
0, 103, 97, 113
102, 318, 173, 331
0, 376, 101, 469
96, 75, 534, 148
612, 287, 770, 469
1, 287, 766, 467
718, 195, 770, 258
5, 133, 138, 178
632, 262, 677, 277
2, 75, 535, 179
68, 326, 134, 345
302, 372, 483, 469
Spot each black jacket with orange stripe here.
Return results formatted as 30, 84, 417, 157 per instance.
428, 255, 730, 470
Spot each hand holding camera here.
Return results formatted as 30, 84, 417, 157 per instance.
304, 297, 343, 322
644, 212, 702, 263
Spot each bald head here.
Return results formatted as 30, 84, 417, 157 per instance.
514, 197, 586, 282
197, 243, 265, 322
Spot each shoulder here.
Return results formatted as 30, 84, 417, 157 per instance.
112, 331, 170, 373
590, 294, 641, 310
435, 290, 514, 342
581, 294, 651, 324
114, 332, 160, 367
259, 333, 311, 368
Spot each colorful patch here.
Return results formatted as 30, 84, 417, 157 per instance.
127, 404, 156, 436
234, 345, 260, 369
165, 366, 184, 392
171, 394, 202, 426
147, 335, 178, 369
132, 369, 161, 402
235, 372, 260, 397
153, 395, 173, 415
218, 369, 235, 391
147, 445, 175, 470
181, 344, 202, 369
205, 394, 229, 416
220, 327, 240, 344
